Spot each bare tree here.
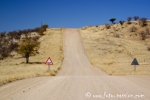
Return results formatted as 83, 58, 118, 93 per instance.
133, 16, 139, 21
127, 17, 132, 24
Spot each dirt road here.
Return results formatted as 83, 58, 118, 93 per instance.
0, 29, 150, 100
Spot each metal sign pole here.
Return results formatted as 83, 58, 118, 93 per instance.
48, 65, 50, 71
134, 65, 136, 71
131, 58, 139, 72
48, 62, 50, 71
45, 57, 53, 71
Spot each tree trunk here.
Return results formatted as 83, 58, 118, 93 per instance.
26, 53, 29, 63
26, 57, 29, 63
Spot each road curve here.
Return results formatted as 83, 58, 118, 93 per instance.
0, 29, 150, 100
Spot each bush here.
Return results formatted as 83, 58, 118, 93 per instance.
0, 32, 6, 38
130, 26, 137, 32
0, 45, 11, 60
115, 34, 120, 38
119, 21, 124, 26
141, 31, 146, 40
105, 24, 111, 29
9, 42, 19, 51
119, 21, 124, 25
139, 18, 147, 27
42, 24, 48, 31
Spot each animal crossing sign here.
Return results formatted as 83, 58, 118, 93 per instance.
45, 57, 53, 70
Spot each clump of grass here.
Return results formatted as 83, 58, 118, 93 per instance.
130, 26, 137, 32
44, 70, 56, 76
107, 62, 114, 65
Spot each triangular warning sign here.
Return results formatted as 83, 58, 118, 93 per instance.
131, 58, 139, 65
45, 57, 53, 65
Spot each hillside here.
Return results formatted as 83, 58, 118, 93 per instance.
0, 28, 63, 85
80, 21, 150, 75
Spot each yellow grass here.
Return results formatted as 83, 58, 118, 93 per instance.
80, 23, 150, 75
0, 28, 63, 85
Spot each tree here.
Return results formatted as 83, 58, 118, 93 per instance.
18, 39, 40, 63
133, 16, 139, 21
127, 17, 132, 24
119, 21, 124, 26
109, 18, 116, 24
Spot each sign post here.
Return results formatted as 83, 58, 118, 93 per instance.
45, 57, 53, 71
48, 62, 50, 71
131, 58, 139, 71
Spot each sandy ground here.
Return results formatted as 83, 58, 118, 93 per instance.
0, 29, 150, 100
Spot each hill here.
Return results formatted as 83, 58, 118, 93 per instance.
0, 28, 63, 85
1, 20, 150, 85
80, 21, 150, 75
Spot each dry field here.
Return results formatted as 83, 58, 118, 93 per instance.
0, 28, 63, 85
80, 21, 150, 75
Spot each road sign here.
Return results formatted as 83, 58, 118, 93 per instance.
45, 57, 53, 71
131, 58, 139, 65
131, 58, 139, 71
45, 57, 53, 65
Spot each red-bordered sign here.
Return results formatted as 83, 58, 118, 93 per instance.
45, 57, 53, 65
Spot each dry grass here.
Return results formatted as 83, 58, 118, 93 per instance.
0, 28, 63, 85
80, 22, 150, 75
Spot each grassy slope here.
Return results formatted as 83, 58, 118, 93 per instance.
0, 28, 63, 85
80, 21, 150, 75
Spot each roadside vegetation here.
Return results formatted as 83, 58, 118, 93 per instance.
0, 25, 63, 85
0, 24, 48, 60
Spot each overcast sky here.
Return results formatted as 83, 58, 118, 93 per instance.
0, 0, 150, 32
